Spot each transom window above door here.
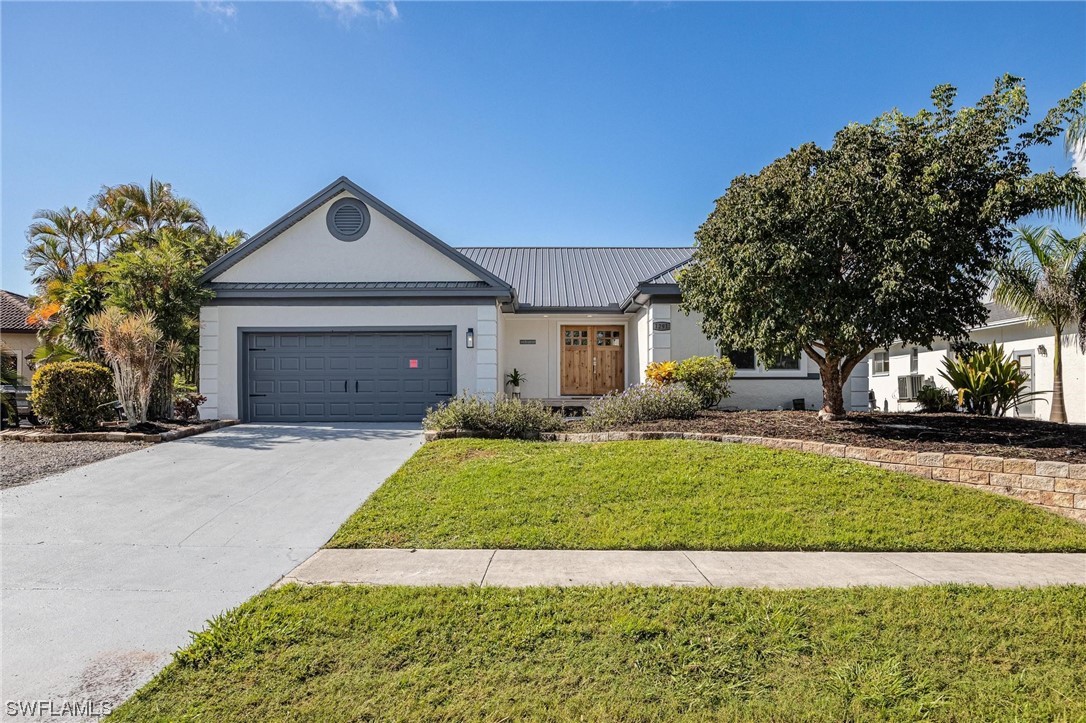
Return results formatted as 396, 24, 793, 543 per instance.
564, 329, 588, 346
596, 329, 621, 347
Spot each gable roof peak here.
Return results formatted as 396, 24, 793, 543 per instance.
198, 176, 513, 291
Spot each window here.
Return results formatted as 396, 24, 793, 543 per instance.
910, 348, 919, 374
767, 353, 800, 370
1, 352, 16, 377
872, 350, 889, 376
595, 329, 621, 347
726, 349, 756, 370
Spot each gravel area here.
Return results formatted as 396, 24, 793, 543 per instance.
1, 440, 149, 489
571, 411, 1086, 463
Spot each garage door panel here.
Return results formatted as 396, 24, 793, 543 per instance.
246, 330, 454, 422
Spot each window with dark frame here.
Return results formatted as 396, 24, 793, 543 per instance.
767, 353, 801, 370
725, 348, 756, 370
910, 348, 919, 374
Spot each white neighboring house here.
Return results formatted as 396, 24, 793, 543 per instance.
197, 177, 867, 422
867, 299, 1086, 424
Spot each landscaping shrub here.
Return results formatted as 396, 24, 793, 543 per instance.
939, 342, 1041, 416
645, 360, 678, 385
674, 355, 735, 408
583, 383, 701, 431
423, 394, 564, 438
28, 361, 114, 431
916, 385, 957, 413
174, 391, 207, 421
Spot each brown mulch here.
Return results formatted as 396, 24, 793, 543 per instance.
575, 411, 1086, 463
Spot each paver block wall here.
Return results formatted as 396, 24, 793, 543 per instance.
424, 429, 1086, 523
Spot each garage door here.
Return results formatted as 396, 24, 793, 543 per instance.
244, 331, 454, 422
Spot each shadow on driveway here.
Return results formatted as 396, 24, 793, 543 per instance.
181, 422, 422, 451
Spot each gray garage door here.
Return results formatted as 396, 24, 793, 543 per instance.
244, 331, 454, 422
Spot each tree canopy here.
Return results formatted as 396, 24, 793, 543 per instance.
679, 76, 1086, 417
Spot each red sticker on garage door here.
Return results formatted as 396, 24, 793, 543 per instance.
409, 359, 419, 368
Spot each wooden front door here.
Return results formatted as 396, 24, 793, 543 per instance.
561, 325, 625, 396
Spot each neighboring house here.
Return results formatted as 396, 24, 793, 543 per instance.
867, 299, 1086, 424
0, 289, 43, 382
198, 177, 866, 422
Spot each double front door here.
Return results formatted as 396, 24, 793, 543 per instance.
560, 325, 625, 396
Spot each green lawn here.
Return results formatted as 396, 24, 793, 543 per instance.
113, 584, 1086, 722
327, 439, 1086, 551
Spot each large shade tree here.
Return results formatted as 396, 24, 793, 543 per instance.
994, 227, 1086, 423
680, 76, 1085, 419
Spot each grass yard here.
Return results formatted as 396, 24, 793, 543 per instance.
112, 584, 1086, 722
328, 439, 1086, 551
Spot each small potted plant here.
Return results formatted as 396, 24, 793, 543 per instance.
505, 368, 525, 398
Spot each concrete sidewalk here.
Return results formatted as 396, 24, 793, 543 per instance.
283, 549, 1086, 588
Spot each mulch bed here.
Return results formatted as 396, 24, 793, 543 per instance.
572, 411, 1086, 463
0, 419, 237, 443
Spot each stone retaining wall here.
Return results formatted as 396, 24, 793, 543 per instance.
0, 419, 239, 444
423, 428, 1086, 523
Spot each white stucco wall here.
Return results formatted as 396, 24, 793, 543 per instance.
215, 192, 482, 284
200, 303, 498, 420
0, 331, 39, 381
497, 314, 633, 398
660, 304, 867, 411
868, 324, 1085, 423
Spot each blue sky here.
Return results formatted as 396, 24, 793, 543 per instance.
2, 1, 1083, 295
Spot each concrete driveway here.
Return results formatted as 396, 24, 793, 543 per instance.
1, 423, 420, 718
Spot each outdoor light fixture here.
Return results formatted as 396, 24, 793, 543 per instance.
466, 328, 475, 348
1038, 344, 1047, 357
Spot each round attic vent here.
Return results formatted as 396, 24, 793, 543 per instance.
327, 198, 371, 241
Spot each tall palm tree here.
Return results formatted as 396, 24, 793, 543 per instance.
994, 226, 1086, 423
96, 177, 207, 249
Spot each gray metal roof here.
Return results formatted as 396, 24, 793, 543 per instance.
457, 247, 693, 310
984, 300, 1028, 326
210, 281, 491, 291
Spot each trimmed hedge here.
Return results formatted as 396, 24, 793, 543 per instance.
28, 361, 114, 431
423, 395, 564, 439
583, 384, 701, 431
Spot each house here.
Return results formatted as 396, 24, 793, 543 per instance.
198, 177, 867, 422
0, 290, 43, 381
867, 299, 1086, 424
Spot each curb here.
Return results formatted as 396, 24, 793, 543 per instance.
1, 419, 240, 444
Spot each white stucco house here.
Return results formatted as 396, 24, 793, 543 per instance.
198, 177, 866, 422
867, 297, 1086, 424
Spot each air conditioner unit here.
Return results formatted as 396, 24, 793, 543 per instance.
897, 374, 925, 401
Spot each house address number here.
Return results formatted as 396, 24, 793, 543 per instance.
653, 321, 671, 332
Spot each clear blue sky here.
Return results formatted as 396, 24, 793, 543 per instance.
3, 1, 1083, 295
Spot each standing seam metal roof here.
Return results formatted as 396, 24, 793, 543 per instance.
456, 247, 693, 310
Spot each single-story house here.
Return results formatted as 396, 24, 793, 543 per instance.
867, 298, 1085, 424
1, 289, 43, 381
198, 177, 867, 422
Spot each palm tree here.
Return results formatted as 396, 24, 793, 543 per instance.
96, 177, 207, 249
994, 226, 1086, 423
24, 207, 85, 286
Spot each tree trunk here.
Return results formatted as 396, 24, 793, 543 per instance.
150, 360, 174, 420
1050, 330, 1066, 424
818, 363, 846, 420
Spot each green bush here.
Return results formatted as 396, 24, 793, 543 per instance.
28, 361, 114, 431
674, 356, 735, 408
423, 395, 564, 439
916, 385, 957, 413
939, 342, 1042, 416
584, 383, 701, 431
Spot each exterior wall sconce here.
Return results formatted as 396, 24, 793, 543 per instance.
466, 328, 475, 348
1038, 344, 1047, 357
